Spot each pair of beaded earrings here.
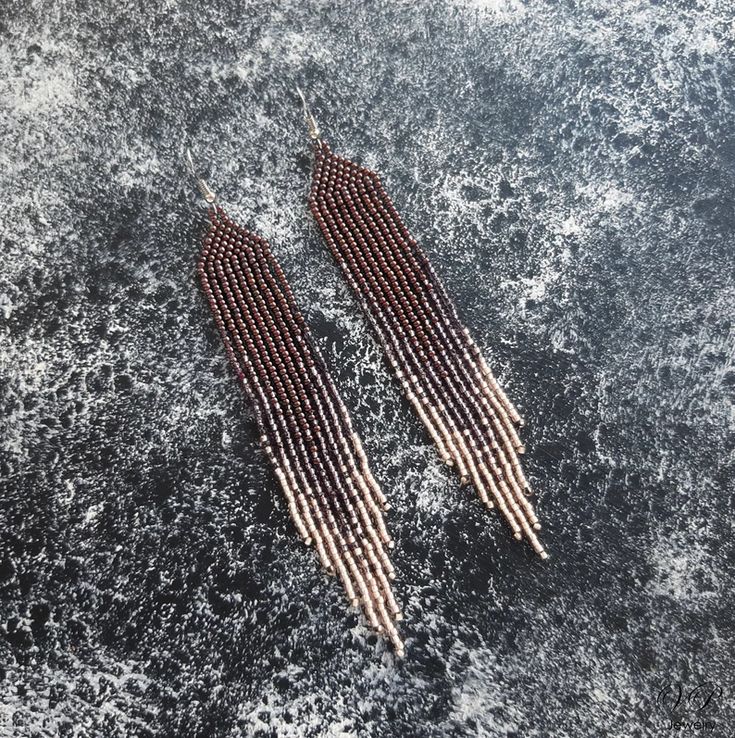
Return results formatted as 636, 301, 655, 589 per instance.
190, 90, 547, 657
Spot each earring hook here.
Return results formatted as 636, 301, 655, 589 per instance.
296, 86, 320, 142
185, 147, 217, 204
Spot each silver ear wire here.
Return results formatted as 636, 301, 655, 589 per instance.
185, 147, 217, 204
296, 86, 321, 142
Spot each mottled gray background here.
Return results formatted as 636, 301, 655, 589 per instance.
1, 0, 734, 736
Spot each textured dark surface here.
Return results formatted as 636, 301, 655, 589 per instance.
1, 1, 734, 736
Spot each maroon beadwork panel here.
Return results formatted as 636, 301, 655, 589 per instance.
308, 142, 546, 558
197, 205, 403, 653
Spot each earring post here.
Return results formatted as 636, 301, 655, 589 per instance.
185, 147, 217, 204
296, 86, 321, 141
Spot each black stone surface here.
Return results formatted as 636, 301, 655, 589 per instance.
1, 1, 734, 736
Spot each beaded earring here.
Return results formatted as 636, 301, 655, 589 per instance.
297, 91, 548, 560
186, 151, 404, 655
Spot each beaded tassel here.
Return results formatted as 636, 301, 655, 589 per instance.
197, 205, 404, 653
308, 141, 547, 559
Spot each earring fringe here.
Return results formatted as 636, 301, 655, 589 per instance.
308, 142, 547, 559
197, 205, 404, 654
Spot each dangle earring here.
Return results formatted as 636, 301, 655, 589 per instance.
297, 91, 548, 559
186, 150, 404, 654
